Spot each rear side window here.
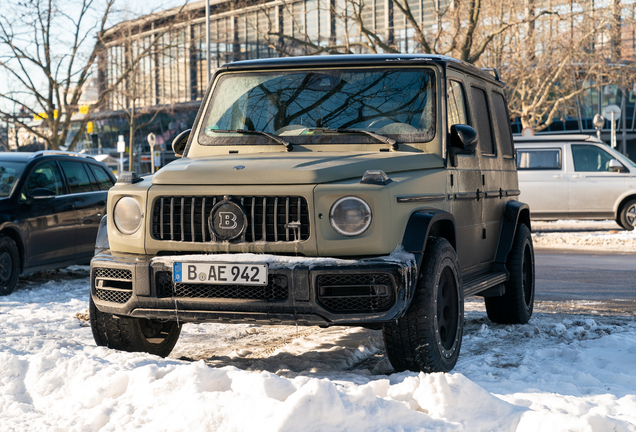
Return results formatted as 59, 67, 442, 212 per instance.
60, 161, 92, 194
517, 149, 562, 170
447, 80, 469, 132
491, 92, 514, 156
89, 165, 115, 190
471, 87, 495, 155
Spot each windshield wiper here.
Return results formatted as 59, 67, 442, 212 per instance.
211, 129, 292, 152
312, 128, 398, 151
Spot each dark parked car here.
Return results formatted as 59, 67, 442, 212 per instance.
0, 151, 116, 295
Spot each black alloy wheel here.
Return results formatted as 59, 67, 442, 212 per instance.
0, 235, 20, 296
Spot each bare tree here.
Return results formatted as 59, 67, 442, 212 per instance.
253, 0, 551, 64
0, 0, 182, 151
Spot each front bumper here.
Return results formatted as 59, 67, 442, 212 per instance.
90, 250, 417, 326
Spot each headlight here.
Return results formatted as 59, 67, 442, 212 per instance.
329, 196, 372, 236
113, 196, 143, 235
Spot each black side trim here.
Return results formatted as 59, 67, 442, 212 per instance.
494, 201, 530, 269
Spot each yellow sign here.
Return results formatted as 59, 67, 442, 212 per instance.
33, 109, 58, 121
79, 105, 90, 115
86, 121, 94, 134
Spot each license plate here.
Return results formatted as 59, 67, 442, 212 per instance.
173, 263, 268, 285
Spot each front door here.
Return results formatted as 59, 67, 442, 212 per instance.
568, 143, 627, 218
19, 160, 77, 267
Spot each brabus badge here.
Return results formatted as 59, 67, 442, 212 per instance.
208, 199, 247, 241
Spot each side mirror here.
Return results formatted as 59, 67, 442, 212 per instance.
30, 188, 56, 199
448, 124, 478, 166
608, 159, 627, 173
172, 129, 191, 158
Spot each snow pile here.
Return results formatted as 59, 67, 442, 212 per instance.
1, 269, 636, 431
531, 220, 636, 251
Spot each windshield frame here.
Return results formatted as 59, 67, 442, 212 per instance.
196, 66, 438, 148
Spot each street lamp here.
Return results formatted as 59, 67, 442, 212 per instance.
592, 113, 604, 141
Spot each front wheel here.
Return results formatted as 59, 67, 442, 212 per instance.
0, 235, 20, 296
485, 224, 535, 324
89, 296, 181, 357
383, 237, 464, 373
617, 199, 636, 231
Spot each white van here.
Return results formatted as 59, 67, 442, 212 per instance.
515, 135, 636, 230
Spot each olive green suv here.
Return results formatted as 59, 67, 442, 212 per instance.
89, 54, 534, 373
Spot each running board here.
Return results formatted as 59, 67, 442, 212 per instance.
462, 272, 508, 297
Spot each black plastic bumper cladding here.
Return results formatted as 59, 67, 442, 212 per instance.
90, 252, 417, 326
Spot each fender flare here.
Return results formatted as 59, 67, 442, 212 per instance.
401, 209, 457, 273
494, 200, 531, 267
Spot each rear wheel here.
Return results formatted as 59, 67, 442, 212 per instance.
89, 295, 181, 357
0, 235, 20, 296
383, 237, 463, 373
485, 224, 535, 324
617, 199, 636, 231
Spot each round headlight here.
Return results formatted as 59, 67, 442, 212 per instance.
329, 196, 372, 236
113, 196, 143, 235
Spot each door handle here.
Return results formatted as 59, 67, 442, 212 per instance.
553, 174, 563, 179
572, 174, 582, 179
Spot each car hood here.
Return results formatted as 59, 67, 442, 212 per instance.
152, 152, 444, 185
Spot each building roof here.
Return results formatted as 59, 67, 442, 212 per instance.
222, 54, 503, 86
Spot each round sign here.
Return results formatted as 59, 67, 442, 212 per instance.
521, 127, 534, 137
602, 104, 621, 121
208, 199, 247, 241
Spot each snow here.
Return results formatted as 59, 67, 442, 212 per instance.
531, 220, 636, 252
1, 266, 635, 431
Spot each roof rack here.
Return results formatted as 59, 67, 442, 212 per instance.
30, 150, 94, 160
481, 67, 502, 82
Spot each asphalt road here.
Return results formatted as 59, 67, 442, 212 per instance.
535, 249, 636, 301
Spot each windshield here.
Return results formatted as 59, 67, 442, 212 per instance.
198, 68, 436, 146
0, 161, 26, 198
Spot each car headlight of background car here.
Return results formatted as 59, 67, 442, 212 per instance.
113, 196, 143, 235
329, 196, 372, 236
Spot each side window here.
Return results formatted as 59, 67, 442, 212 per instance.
571, 144, 616, 172
447, 80, 468, 132
60, 161, 92, 194
21, 161, 65, 200
491, 92, 514, 156
89, 165, 115, 190
517, 149, 562, 170
471, 87, 495, 155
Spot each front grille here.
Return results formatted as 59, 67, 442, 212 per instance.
317, 273, 395, 313
93, 267, 133, 304
94, 268, 132, 281
155, 271, 288, 301
151, 196, 309, 243
95, 288, 133, 304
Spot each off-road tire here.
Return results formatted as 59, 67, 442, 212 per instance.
0, 235, 20, 296
485, 224, 535, 324
617, 199, 636, 231
89, 296, 181, 357
382, 237, 464, 373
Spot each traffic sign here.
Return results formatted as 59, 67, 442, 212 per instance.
602, 104, 621, 121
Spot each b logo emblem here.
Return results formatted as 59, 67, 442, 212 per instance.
219, 212, 238, 229
208, 199, 246, 241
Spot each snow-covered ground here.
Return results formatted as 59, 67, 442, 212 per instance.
1, 267, 635, 432
532, 220, 636, 252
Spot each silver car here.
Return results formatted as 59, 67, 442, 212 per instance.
515, 135, 636, 230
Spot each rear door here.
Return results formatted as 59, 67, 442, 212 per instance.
568, 143, 627, 218
59, 160, 109, 259
516, 145, 568, 219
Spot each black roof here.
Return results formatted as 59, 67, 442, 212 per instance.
222, 54, 502, 86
